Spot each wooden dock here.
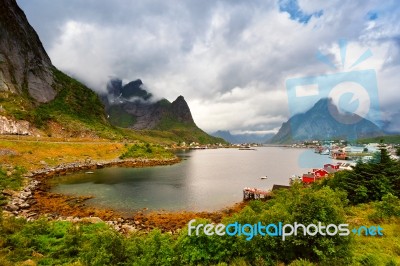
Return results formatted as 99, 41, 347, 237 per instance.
243, 187, 270, 200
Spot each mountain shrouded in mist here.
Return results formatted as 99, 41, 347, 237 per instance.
0, 0, 221, 144
269, 98, 384, 144
100, 78, 196, 130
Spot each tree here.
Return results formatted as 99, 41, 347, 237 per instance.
319, 140, 400, 204
378, 139, 391, 165
176, 185, 352, 265
396, 147, 400, 157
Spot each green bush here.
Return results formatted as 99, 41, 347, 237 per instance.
288, 258, 317, 266
177, 219, 236, 265
0, 217, 127, 265
358, 254, 380, 266
385, 259, 398, 266
126, 230, 177, 266
319, 148, 400, 204
80, 229, 128, 266
0, 166, 26, 206
174, 185, 351, 265
2, 156, 399, 265
370, 193, 400, 221
119, 143, 174, 159
259, 186, 350, 264
0, 166, 26, 191
1, 218, 69, 263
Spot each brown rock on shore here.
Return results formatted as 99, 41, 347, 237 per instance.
3, 156, 247, 233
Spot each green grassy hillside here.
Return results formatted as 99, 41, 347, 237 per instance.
0, 69, 224, 144
1, 68, 123, 139
154, 114, 225, 144
107, 105, 137, 128
358, 135, 400, 144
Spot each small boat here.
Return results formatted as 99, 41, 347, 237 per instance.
260, 176, 267, 179
85, 171, 94, 174
320, 149, 330, 155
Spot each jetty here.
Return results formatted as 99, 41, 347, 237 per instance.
243, 187, 270, 200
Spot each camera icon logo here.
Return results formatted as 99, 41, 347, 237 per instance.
285, 40, 382, 169
286, 40, 381, 141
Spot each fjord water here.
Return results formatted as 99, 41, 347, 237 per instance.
51, 147, 336, 214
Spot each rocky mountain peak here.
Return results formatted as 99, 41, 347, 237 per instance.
171, 95, 195, 124
101, 78, 196, 129
269, 97, 384, 143
0, 0, 56, 103
106, 78, 151, 101
308, 97, 332, 112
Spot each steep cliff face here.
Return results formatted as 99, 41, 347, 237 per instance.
102, 78, 196, 130
99, 79, 223, 143
0, 115, 31, 135
0, 1, 109, 137
170, 96, 195, 124
0, 1, 220, 143
0, 0, 56, 103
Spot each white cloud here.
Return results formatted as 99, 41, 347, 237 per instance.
18, 0, 400, 133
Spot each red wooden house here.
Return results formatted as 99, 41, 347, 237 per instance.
331, 151, 347, 160
302, 168, 329, 183
323, 163, 340, 174
324, 163, 339, 169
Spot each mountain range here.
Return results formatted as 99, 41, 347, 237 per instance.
211, 130, 274, 144
0, 0, 221, 144
100, 78, 195, 130
0, 0, 391, 145
269, 98, 384, 143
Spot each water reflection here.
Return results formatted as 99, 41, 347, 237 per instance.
51, 147, 337, 213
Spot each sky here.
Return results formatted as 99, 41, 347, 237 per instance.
17, 0, 400, 134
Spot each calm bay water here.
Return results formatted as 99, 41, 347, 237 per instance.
50, 147, 337, 214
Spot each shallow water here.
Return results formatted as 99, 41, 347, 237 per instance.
50, 147, 338, 213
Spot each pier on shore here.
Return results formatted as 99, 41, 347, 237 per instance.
243, 187, 270, 200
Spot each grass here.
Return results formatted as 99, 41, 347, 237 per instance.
1, 67, 224, 144
0, 166, 26, 205
107, 105, 136, 128
1, 68, 106, 128
154, 115, 226, 145
119, 143, 175, 159
0, 92, 34, 120
0, 138, 125, 171
0, 75, 223, 145
0, 166, 25, 190
358, 135, 400, 144
35, 69, 106, 125
0, 217, 112, 265
0, 157, 399, 265
0, 68, 125, 140
0, 137, 180, 172
346, 203, 400, 265
0, 186, 397, 265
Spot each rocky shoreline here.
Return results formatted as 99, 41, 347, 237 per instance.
3, 157, 182, 234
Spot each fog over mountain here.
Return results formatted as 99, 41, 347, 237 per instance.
17, 0, 400, 134
269, 98, 384, 144
100, 78, 196, 130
